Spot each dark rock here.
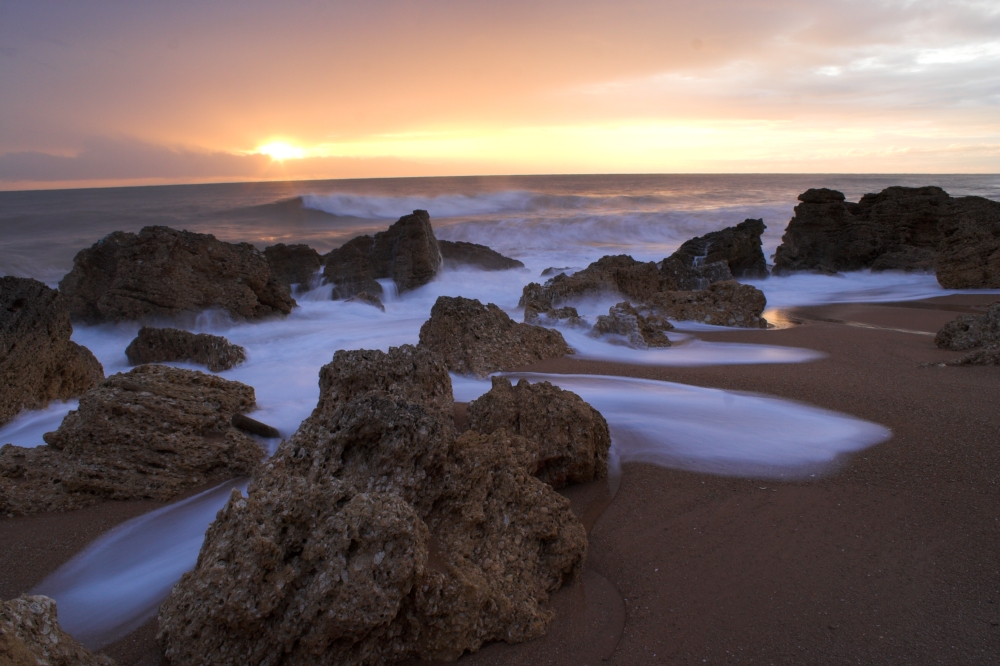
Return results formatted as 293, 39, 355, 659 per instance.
438, 240, 524, 271
418, 296, 572, 378
661, 218, 769, 289
540, 266, 573, 277
0, 277, 104, 427
870, 247, 938, 272
520, 283, 588, 327
947, 344, 1000, 366
346, 291, 386, 311
660, 256, 733, 291
59, 226, 295, 324
1, 595, 115, 665
590, 301, 673, 348
263, 243, 322, 292
934, 303, 1000, 350
124, 327, 246, 372
935, 196, 1000, 288
467, 376, 611, 488
642, 281, 768, 328
231, 413, 280, 438
323, 210, 442, 299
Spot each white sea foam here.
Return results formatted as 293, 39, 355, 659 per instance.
0, 399, 78, 448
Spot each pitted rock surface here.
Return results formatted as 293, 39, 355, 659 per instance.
59, 226, 295, 323
264, 243, 322, 292
439, 240, 524, 271
418, 296, 572, 378
0, 595, 114, 666
467, 376, 611, 488
642, 281, 768, 328
589, 301, 673, 349
519, 255, 662, 311
660, 218, 768, 290
0, 277, 104, 427
935, 196, 1000, 288
934, 303, 1000, 351
948, 345, 1000, 366
125, 326, 246, 372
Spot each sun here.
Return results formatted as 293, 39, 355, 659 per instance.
256, 141, 306, 161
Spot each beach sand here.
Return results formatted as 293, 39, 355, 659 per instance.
3, 294, 999, 665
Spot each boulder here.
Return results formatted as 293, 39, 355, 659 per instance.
438, 240, 524, 271
934, 303, 1000, 351
345, 291, 386, 312
522, 255, 662, 308
323, 210, 442, 299
418, 296, 572, 377
0, 365, 265, 516
157, 346, 587, 665
1, 595, 114, 666
660, 218, 769, 290
0, 277, 104, 427
641, 281, 768, 328
467, 376, 611, 487
589, 301, 673, 349
935, 196, 1000, 288
58, 226, 295, 324
264, 243, 323, 292
124, 327, 246, 372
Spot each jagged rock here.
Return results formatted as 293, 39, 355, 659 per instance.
345, 291, 386, 311
540, 266, 573, 277
590, 301, 673, 349
467, 376, 611, 488
264, 243, 323, 292
124, 327, 246, 372
324, 210, 442, 299
661, 218, 769, 289
520, 283, 588, 328
438, 240, 524, 271
948, 344, 1000, 366
418, 296, 572, 377
935, 196, 1000, 288
519, 255, 662, 313
934, 303, 1000, 351
641, 281, 768, 328
0, 365, 265, 516
0, 277, 104, 428
0, 595, 114, 666
157, 346, 587, 665
59, 226, 295, 324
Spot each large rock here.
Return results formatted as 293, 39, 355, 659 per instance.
467, 376, 611, 488
125, 327, 246, 372
418, 296, 572, 377
59, 226, 296, 324
660, 218, 769, 290
0, 277, 104, 427
521, 255, 662, 309
0, 595, 114, 666
264, 243, 323, 292
935, 196, 1000, 288
438, 240, 525, 271
0, 365, 265, 515
324, 210, 442, 299
157, 346, 587, 665
642, 281, 768, 328
589, 301, 673, 349
934, 303, 1000, 350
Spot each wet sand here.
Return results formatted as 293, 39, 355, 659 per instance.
3, 294, 999, 664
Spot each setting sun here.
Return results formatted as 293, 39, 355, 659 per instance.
256, 141, 306, 161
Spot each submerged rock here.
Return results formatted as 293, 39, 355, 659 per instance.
125, 327, 246, 372
661, 218, 768, 290
345, 290, 386, 311
0, 277, 104, 428
589, 301, 673, 349
59, 226, 295, 324
324, 210, 442, 299
158, 345, 587, 665
264, 243, 323, 292
467, 376, 611, 488
642, 281, 768, 328
0, 365, 265, 515
418, 296, 572, 377
934, 303, 1000, 351
438, 240, 524, 271
935, 197, 1000, 288
0, 594, 114, 666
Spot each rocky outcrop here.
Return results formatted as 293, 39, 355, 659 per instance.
59, 226, 295, 324
519, 283, 588, 328
935, 196, 1000, 288
642, 281, 768, 328
1, 595, 114, 666
124, 327, 246, 372
0, 365, 265, 516
521, 255, 662, 309
157, 346, 587, 665
589, 301, 673, 348
345, 291, 385, 311
418, 296, 572, 377
264, 243, 322, 292
467, 376, 611, 488
934, 303, 1000, 351
661, 218, 768, 290
324, 210, 442, 299
0, 277, 104, 428
948, 345, 1000, 366
439, 240, 525, 271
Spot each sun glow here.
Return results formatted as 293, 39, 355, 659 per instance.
256, 141, 306, 161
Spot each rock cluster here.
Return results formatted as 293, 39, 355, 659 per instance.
264, 243, 322, 292
935, 303, 1000, 365
519, 283, 588, 328
1, 595, 114, 666
125, 327, 246, 372
0, 365, 265, 516
589, 302, 673, 349
418, 296, 572, 377
643, 281, 769, 328
660, 218, 769, 290
59, 226, 295, 324
324, 210, 442, 299
522, 255, 663, 309
439, 240, 525, 271
0, 277, 104, 428
158, 345, 588, 665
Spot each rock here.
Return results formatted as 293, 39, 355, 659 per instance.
124, 327, 246, 372
661, 218, 769, 289
934, 303, 1000, 350
467, 376, 611, 487
525, 255, 662, 307
0, 594, 114, 666
438, 240, 524, 270
231, 414, 281, 439
59, 226, 295, 324
520, 283, 588, 328
641, 281, 768, 328
323, 210, 442, 299
935, 196, 1000, 288
264, 243, 323, 292
0, 365, 265, 516
418, 296, 572, 377
589, 301, 673, 349
870, 246, 938, 272
948, 344, 1000, 366
345, 291, 386, 311
0, 277, 104, 428
157, 345, 587, 664
540, 266, 573, 277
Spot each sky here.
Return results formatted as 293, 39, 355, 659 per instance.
1, 0, 998, 189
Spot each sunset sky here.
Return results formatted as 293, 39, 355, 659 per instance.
1, 0, 998, 189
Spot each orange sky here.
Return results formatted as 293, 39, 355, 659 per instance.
1, 0, 998, 189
